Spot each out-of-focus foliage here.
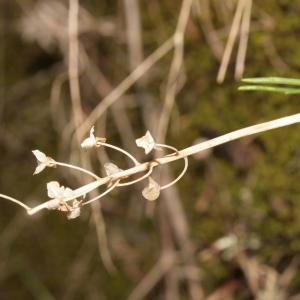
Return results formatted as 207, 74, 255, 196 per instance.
2, 0, 300, 299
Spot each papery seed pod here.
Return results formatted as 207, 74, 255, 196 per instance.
142, 177, 160, 201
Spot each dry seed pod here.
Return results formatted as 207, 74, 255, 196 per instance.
142, 177, 160, 201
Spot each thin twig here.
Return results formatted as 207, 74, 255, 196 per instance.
217, 0, 246, 83
74, 37, 174, 141
118, 165, 154, 187
0, 194, 30, 211
160, 157, 188, 190
80, 47, 139, 164
98, 142, 140, 166
235, 0, 252, 79
68, 0, 83, 130
157, 0, 193, 142
68, 0, 115, 273
5, 111, 300, 215
55, 161, 100, 180
83, 180, 119, 206
154, 143, 189, 190
123, 0, 143, 70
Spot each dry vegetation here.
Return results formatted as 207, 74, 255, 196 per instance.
1, 0, 300, 299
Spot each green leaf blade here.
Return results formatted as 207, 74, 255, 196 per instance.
241, 77, 300, 86
238, 85, 300, 95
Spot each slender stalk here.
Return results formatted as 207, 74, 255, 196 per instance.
157, 0, 193, 142
155, 143, 188, 189
0, 194, 31, 211
55, 161, 100, 180
160, 157, 188, 190
98, 142, 140, 165
7, 111, 300, 216
75, 37, 174, 140
155, 143, 179, 154
82, 180, 120, 206
235, 0, 252, 79
106, 112, 300, 182
118, 165, 154, 186
217, 0, 246, 83
161, 112, 300, 163
68, 0, 83, 129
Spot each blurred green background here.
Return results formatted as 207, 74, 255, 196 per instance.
1, 0, 300, 299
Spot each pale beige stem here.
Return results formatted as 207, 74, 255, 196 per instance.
75, 37, 174, 141
123, 0, 143, 70
155, 143, 189, 190
107, 111, 300, 181
0, 194, 31, 211
160, 157, 188, 190
10, 111, 300, 216
55, 161, 100, 180
217, 0, 246, 83
98, 142, 140, 165
82, 180, 120, 206
118, 165, 154, 187
157, 0, 193, 142
69, 0, 115, 274
155, 143, 179, 154
68, 0, 83, 129
235, 0, 252, 79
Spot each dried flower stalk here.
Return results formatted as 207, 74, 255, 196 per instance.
1, 111, 300, 219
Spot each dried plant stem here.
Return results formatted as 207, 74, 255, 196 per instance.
4, 111, 300, 216
123, 0, 143, 70
177, 112, 300, 159
82, 180, 120, 206
0, 194, 30, 211
55, 161, 100, 180
90, 201, 117, 274
98, 142, 140, 165
50, 72, 68, 131
103, 112, 300, 183
155, 143, 189, 190
160, 157, 188, 190
76, 37, 174, 140
68, 0, 83, 129
80, 48, 138, 160
68, 0, 115, 273
217, 0, 246, 83
157, 0, 193, 142
118, 165, 154, 187
235, 0, 252, 79
155, 143, 179, 154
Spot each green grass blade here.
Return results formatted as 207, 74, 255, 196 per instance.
238, 85, 300, 94
241, 77, 300, 86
